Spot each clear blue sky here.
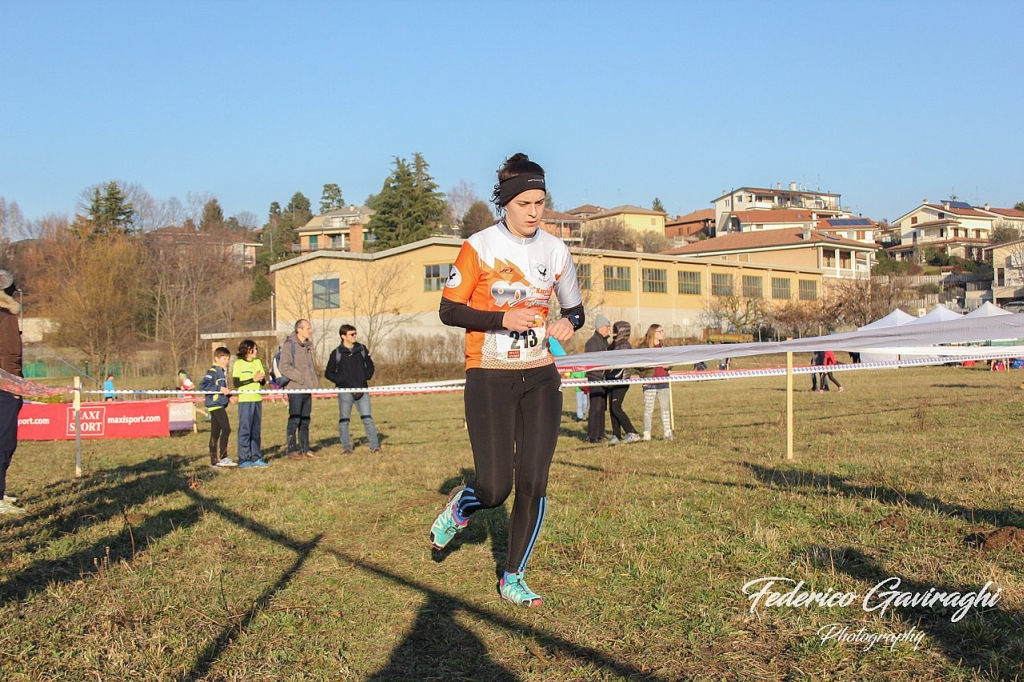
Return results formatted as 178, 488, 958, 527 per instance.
2, 0, 1021, 227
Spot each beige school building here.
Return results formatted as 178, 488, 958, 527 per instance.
268, 237, 824, 362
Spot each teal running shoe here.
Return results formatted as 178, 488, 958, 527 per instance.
499, 572, 543, 607
430, 486, 468, 550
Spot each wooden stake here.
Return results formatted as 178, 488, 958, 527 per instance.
786, 352, 794, 460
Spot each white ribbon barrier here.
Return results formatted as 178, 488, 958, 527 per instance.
74, 349, 1021, 397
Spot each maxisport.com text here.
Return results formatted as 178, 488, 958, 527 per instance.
106, 415, 162, 425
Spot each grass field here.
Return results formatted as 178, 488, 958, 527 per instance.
2, 362, 1024, 680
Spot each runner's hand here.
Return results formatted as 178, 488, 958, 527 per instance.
502, 307, 538, 332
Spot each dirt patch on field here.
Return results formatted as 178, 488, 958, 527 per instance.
978, 527, 1024, 552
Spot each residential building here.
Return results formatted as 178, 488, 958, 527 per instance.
985, 238, 1024, 303
584, 204, 666, 235
268, 235, 827, 360
565, 204, 605, 219
540, 209, 584, 244
663, 227, 875, 280
816, 217, 878, 245
889, 199, 1010, 262
665, 209, 715, 246
145, 226, 260, 269
294, 205, 375, 254
712, 184, 845, 230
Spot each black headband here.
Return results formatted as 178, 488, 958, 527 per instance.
498, 174, 546, 206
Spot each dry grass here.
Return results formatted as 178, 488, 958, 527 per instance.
2, 363, 1024, 680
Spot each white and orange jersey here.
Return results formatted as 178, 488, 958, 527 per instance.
443, 222, 583, 370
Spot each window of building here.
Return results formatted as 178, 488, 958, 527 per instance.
424, 264, 452, 292
577, 262, 591, 290
678, 271, 701, 295
642, 268, 667, 293
309, 235, 318, 251
711, 272, 734, 297
332, 234, 346, 249
798, 279, 817, 301
742, 275, 763, 298
911, 217, 918, 225
312, 277, 340, 309
856, 230, 866, 240
604, 265, 631, 292
938, 212, 945, 219
771, 277, 791, 300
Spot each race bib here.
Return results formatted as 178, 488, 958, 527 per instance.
490, 323, 548, 363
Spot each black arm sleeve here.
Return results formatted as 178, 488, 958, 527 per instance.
560, 303, 585, 331
439, 297, 507, 331
233, 377, 257, 389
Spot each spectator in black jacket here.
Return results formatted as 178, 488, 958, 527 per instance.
584, 314, 612, 443
324, 324, 380, 454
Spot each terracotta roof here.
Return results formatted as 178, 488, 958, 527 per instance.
541, 209, 582, 221
588, 204, 666, 219
926, 203, 990, 218
730, 209, 817, 223
566, 204, 604, 215
663, 229, 872, 256
667, 209, 715, 225
985, 208, 1024, 218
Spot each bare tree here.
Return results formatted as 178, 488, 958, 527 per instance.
445, 180, 479, 231
701, 294, 769, 335
581, 220, 639, 252
146, 238, 231, 371
769, 300, 820, 338
46, 233, 149, 376
345, 259, 414, 352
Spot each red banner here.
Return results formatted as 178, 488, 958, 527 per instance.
17, 400, 177, 440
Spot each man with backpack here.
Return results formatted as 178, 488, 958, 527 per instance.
279, 319, 319, 460
324, 324, 381, 455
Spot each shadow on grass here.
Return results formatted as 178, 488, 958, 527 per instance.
178, 477, 661, 681
0, 454, 202, 607
373, 468, 517, 682
341, 549, 664, 681
818, 545, 1024, 680
740, 463, 1024, 529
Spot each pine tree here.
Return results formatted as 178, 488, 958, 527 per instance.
367, 153, 446, 250
652, 197, 666, 214
320, 183, 345, 213
199, 198, 224, 232
83, 181, 136, 237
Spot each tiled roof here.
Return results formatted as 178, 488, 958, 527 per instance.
566, 204, 604, 215
542, 209, 582, 221
926, 203, 990, 218
588, 204, 666, 219
667, 209, 715, 225
730, 209, 817, 223
985, 208, 1024, 218
663, 229, 871, 256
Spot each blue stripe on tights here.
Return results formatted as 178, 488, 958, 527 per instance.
517, 496, 547, 573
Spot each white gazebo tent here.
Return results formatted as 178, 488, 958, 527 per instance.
857, 309, 916, 363
906, 305, 964, 325
965, 302, 1012, 318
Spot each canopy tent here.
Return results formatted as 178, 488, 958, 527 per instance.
859, 308, 915, 330
906, 305, 963, 325
858, 308, 915, 363
965, 302, 1012, 318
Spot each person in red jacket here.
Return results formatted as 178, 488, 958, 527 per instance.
822, 350, 844, 393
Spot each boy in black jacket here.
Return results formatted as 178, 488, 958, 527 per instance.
324, 324, 381, 454
201, 347, 237, 467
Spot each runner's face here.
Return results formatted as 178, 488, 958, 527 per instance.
504, 189, 546, 238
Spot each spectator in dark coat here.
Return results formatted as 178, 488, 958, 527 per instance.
324, 324, 380, 454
